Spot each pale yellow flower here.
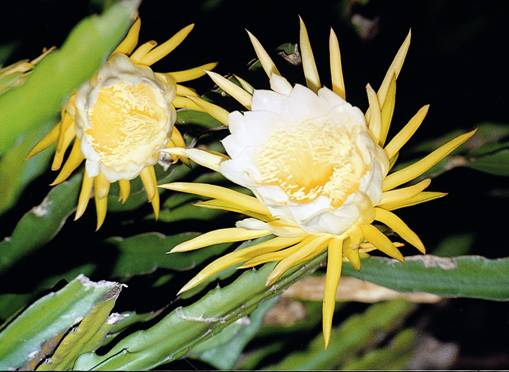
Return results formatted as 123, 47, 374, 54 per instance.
160, 18, 476, 347
27, 18, 217, 229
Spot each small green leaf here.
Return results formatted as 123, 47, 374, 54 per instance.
0, 0, 139, 155
468, 147, 509, 176
176, 109, 224, 129
0, 174, 81, 273
343, 255, 509, 301
0, 275, 123, 370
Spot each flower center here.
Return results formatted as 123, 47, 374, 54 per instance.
87, 81, 167, 166
257, 120, 368, 207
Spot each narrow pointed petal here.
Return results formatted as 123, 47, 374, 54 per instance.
94, 195, 108, 231
329, 28, 345, 99
149, 166, 159, 219
115, 18, 141, 55
323, 238, 343, 349
172, 96, 203, 111
380, 74, 396, 145
170, 126, 186, 148
377, 30, 411, 106
129, 40, 158, 63
166, 62, 218, 82
118, 179, 130, 203
383, 191, 447, 211
94, 173, 110, 199
241, 236, 315, 268
299, 17, 321, 92
383, 130, 476, 191
141, 23, 195, 66
379, 178, 431, 206
360, 224, 404, 261
176, 84, 198, 97
234, 75, 255, 94
51, 115, 76, 171
267, 235, 331, 285
159, 182, 270, 216
170, 228, 271, 253
246, 30, 280, 78
178, 236, 301, 294
184, 95, 229, 125
384, 105, 429, 159
375, 208, 425, 253
75, 171, 93, 220
343, 239, 361, 270
195, 199, 270, 221
26, 124, 60, 159
206, 71, 252, 109
162, 147, 224, 172
140, 166, 156, 201
50, 139, 84, 185
366, 84, 382, 143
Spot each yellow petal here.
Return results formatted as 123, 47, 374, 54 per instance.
323, 237, 343, 349
115, 18, 141, 55
140, 166, 156, 201
141, 23, 195, 66
178, 236, 302, 294
94, 173, 110, 199
384, 105, 429, 159
195, 199, 271, 221
379, 178, 431, 206
380, 74, 396, 145
75, 171, 93, 221
95, 194, 108, 231
176, 84, 198, 97
366, 84, 382, 144
118, 179, 130, 204
149, 166, 159, 219
383, 130, 476, 191
129, 40, 158, 64
246, 30, 280, 78
184, 95, 229, 125
159, 182, 270, 216
206, 71, 252, 109
50, 139, 84, 185
170, 227, 271, 253
360, 224, 404, 261
267, 235, 331, 285
162, 147, 223, 172
26, 124, 59, 159
374, 208, 425, 253
170, 126, 186, 148
51, 114, 76, 171
329, 28, 345, 99
299, 16, 321, 92
383, 191, 447, 211
240, 236, 315, 269
233, 74, 255, 94
172, 97, 203, 111
343, 239, 361, 270
166, 62, 218, 83
377, 30, 411, 107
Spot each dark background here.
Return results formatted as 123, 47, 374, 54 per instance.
1, 0, 509, 369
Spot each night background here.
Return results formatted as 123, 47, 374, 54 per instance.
1, 0, 508, 369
